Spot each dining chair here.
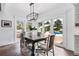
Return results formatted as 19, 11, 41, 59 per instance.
20, 31, 26, 54
20, 32, 32, 56
37, 32, 50, 46
36, 35, 55, 56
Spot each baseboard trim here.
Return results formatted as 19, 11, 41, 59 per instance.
55, 45, 74, 53
0, 42, 18, 47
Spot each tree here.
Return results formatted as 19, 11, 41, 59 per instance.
53, 19, 62, 31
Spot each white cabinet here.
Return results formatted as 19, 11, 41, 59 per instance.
74, 35, 79, 55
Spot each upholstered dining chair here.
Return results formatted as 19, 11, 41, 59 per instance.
36, 35, 55, 56
20, 29, 32, 55
37, 31, 51, 45
20, 33, 25, 53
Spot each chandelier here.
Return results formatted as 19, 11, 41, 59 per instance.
27, 3, 39, 21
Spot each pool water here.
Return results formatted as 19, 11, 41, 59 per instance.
51, 32, 63, 36
54, 32, 63, 34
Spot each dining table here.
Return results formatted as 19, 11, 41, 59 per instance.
24, 34, 47, 56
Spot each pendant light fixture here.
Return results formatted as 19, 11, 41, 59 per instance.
27, 3, 39, 21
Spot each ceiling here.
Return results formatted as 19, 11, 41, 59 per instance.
3, 3, 73, 16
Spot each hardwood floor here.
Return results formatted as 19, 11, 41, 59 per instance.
0, 42, 74, 56
0, 43, 22, 56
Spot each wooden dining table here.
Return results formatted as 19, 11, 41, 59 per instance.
24, 34, 47, 56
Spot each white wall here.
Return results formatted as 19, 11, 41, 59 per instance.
65, 7, 75, 51
0, 3, 28, 46
0, 4, 16, 46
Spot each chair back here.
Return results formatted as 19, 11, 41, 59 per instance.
49, 35, 55, 49
20, 32, 25, 44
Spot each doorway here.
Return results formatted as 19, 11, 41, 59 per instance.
16, 21, 24, 42
53, 18, 64, 47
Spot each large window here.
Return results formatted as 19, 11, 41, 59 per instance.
44, 26, 50, 32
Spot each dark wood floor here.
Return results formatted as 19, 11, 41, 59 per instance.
0, 42, 74, 56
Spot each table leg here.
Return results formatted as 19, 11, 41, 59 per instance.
31, 43, 35, 56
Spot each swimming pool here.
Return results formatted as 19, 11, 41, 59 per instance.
54, 31, 63, 34
51, 31, 63, 36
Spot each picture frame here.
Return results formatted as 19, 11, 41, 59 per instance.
1, 20, 12, 27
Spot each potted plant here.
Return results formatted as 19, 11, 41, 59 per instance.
32, 27, 37, 36
28, 23, 37, 36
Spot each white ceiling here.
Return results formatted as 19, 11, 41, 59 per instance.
3, 3, 73, 16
